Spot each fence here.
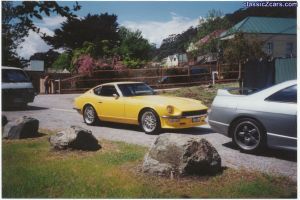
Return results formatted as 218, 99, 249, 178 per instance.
26, 71, 71, 93
59, 63, 240, 94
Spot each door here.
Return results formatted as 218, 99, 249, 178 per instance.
263, 85, 297, 138
259, 85, 297, 149
94, 85, 124, 121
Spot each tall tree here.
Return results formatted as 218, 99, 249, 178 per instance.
197, 9, 231, 39
2, 1, 80, 67
222, 33, 266, 83
118, 27, 153, 68
45, 13, 119, 51
157, 27, 197, 60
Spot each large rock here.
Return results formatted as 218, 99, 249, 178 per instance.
49, 126, 101, 151
3, 116, 39, 139
143, 133, 221, 176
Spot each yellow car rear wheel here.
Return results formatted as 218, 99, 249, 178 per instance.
83, 105, 98, 126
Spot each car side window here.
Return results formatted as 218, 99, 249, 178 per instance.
93, 86, 102, 96
99, 85, 118, 97
265, 85, 297, 103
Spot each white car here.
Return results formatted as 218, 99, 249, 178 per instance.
2, 66, 36, 108
208, 80, 297, 153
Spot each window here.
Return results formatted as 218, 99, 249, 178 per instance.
286, 43, 293, 57
2, 69, 30, 83
99, 85, 118, 97
118, 83, 155, 97
265, 85, 297, 103
93, 86, 102, 95
266, 42, 273, 55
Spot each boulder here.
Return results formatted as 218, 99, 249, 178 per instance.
143, 133, 221, 176
3, 116, 39, 139
49, 126, 101, 151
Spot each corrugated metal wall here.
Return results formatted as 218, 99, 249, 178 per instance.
275, 58, 297, 84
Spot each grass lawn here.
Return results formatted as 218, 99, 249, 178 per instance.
3, 131, 296, 198
159, 82, 239, 107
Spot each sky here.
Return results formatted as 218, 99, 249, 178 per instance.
16, 1, 244, 59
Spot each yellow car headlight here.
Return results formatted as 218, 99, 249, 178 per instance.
166, 105, 174, 114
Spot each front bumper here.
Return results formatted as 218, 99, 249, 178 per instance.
160, 114, 207, 129
2, 90, 35, 107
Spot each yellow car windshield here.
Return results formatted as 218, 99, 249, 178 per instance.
118, 83, 155, 97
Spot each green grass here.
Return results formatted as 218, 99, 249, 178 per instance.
3, 132, 296, 198
159, 82, 239, 107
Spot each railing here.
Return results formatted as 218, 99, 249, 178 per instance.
59, 64, 240, 94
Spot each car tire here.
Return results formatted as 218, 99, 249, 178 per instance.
231, 118, 266, 153
140, 109, 161, 135
83, 105, 98, 126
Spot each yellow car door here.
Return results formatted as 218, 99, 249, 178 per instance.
94, 85, 124, 122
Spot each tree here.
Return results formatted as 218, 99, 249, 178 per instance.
52, 52, 71, 71
45, 13, 119, 52
2, 1, 24, 67
222, 33, 266, 83
157, 27, 197, 60
197, 10, 231, 40
2, 1, 80, 67
118, 27, 153, 68
70, 41, 117, 74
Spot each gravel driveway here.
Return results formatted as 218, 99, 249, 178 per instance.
3, 94, 297, 181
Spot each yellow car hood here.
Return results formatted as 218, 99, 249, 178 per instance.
131, 95, 207, 111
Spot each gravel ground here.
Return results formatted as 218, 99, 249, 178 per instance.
2, 94, 297, 181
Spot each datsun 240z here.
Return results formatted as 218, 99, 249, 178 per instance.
74, 82, 208, 134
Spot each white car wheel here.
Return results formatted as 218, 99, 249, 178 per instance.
232, 118, 265, 153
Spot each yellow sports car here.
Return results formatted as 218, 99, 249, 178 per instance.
73, 82, 208, 134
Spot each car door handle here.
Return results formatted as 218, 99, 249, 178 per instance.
98, 101, 102, 103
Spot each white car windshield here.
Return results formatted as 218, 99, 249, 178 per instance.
2, 69, 30, 83
118, 83, 155, 96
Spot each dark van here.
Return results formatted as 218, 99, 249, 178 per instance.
2, 66, 36, 108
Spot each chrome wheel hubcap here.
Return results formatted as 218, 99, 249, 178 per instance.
234, 121, 260, 150
84, 106, 95, 124
142, 111, 157, 132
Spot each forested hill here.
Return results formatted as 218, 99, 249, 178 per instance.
155, 4, 297, 60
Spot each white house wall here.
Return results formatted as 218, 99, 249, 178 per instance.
245, 33, 297, 58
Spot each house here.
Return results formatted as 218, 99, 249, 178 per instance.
220, 17, 296, 58
162, 53, 188, 67
24, 60, 45, 71
187, 30, 225, 65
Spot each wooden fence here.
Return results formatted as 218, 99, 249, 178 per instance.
59, 63, 240, 94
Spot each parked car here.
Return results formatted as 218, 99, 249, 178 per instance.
189, 67, 211, 82
208, 80, 297, 153
2, 66, 36, 108
74, 82, 208, 134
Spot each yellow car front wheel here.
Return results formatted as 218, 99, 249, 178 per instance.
140, 109, 161, 135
